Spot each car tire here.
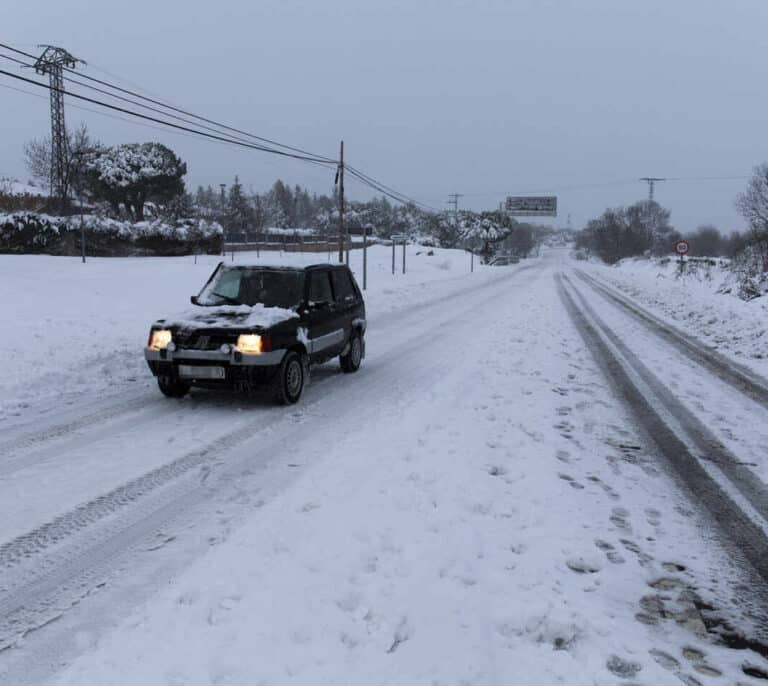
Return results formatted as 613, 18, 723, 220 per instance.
157, 375, 190, 398
340, 331, 363, 374
272, 351, 305, 405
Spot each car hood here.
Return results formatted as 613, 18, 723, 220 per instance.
155, 304, 299, 331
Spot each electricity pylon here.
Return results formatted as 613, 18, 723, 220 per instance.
34, 45, 83, 202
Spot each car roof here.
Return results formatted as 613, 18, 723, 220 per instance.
219, 263, 346, 272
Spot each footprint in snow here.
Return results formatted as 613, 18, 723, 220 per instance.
605, 655, 642, 679
609, 507, 632, 531
586, 475, 620, 500
645, 507, 662, 527
558, 473, 584, 489
649, 648, 680, 671
593, 539, 626, 564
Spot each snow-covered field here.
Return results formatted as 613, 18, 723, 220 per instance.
1, 248, 768, 685
580, 256, 768, 375
0, 245, 488, 423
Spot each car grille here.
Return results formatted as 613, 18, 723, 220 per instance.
174, 329, 239, 351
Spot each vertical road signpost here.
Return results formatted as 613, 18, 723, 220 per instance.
674, 239, 689, 275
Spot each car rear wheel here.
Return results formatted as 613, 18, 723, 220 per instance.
340, 331, 363, 373
272, 351, 305, 405
157, 375, 190, 398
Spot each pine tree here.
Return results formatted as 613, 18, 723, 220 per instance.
225, 176, 255, 241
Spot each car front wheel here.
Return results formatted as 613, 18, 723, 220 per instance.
272, 351, 305, 405
157, 375, 190, 398
340, 331, 363, 373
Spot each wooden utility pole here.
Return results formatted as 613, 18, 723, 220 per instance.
337, 140, 345, 263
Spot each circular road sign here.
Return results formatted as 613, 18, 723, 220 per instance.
674, 240, 690, 256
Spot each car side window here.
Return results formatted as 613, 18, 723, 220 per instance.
331, 269, 356, 304
308, 271, 334, 305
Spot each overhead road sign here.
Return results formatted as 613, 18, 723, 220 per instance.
505, 196, 558, 217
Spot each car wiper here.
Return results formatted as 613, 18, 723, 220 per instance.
210, 291, 243, 306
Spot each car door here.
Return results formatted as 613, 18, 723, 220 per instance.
304, 269, 344, 361
330, 267, 359, 353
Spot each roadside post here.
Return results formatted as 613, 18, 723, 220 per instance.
470, 249, 474, 273
674, 239, 689, 275
345, 229, 350, 266
391, 234, 406, 275
79, 204, 85, 264
362, 226, 368, 290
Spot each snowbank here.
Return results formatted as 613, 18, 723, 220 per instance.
581, 256, 768, 374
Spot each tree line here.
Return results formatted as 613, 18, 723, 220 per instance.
15, 125, 547, 257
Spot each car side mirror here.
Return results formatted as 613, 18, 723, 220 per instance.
190, 295, 199, 305
309, 300, 330, 311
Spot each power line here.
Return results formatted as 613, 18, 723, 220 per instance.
1, 42, 480, 213
0, 41, 337, 164
0, 67, 337, 165
1, 57, 429, 210
345, 165, 439, 211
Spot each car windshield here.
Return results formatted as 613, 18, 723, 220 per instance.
198, 266, 304, 309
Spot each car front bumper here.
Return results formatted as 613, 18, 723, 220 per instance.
144, 347, 287, 366
145, 347, 287, 387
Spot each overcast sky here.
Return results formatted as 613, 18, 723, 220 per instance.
2, 0, 767, 231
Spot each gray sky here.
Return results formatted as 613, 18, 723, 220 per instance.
2, 0, 767, 231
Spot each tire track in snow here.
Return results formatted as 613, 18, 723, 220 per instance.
557, 273, 768, 589
0, 264, 537, 651
0, 395, 155, 461
573, 268, 768, 408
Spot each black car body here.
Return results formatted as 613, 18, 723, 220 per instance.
145, 262, 366, 403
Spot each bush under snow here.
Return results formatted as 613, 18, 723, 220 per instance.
0, 212, 222, 256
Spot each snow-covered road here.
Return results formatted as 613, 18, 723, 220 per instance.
2, 248, 768, 685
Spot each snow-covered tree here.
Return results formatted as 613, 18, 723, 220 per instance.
86, 142, 186, 221
736, 163, 768, 271
224, 176, 255, 240
23, 123, 98, 210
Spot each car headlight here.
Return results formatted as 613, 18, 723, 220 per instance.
148, 329, 172, 351
236, 334, 263, 354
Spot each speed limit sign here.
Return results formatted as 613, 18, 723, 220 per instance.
674, 240, 690, 256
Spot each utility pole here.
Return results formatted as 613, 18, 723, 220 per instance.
639, 177, 666, 203
34, 45, 82, 208
336, 140, 345, 264
219, 183, 227, 256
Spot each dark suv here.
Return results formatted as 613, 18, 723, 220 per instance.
145, 262, 366, 404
